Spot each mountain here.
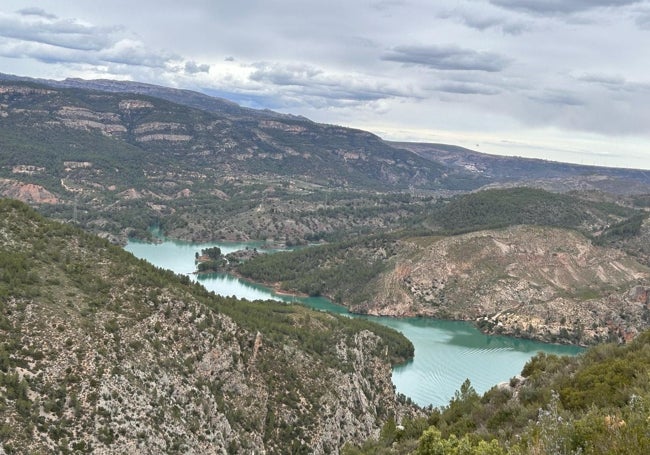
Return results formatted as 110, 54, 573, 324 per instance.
0, 75, 452, 191
0, 199, 415, 454
0, 75, 487, 243
394, 141, 650, 194
0, 73, 295, 120
1, 74, 649, 246
235, 188, 650, 345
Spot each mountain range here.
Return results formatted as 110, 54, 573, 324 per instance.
1, 73, 649, 246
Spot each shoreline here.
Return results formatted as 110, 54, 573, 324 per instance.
132, 233, 590, 348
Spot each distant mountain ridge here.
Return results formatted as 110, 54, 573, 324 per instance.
0, 73, 649, 244
394, 141, 650, 193
0, 74, 456, 190
2, 72, 648, 192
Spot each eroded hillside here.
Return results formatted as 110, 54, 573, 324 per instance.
0, 79, 470, 243
360, 226, 650, 344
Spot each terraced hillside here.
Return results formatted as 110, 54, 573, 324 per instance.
0, 78, 477, 243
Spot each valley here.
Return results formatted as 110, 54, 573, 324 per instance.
1, 74, 650, 453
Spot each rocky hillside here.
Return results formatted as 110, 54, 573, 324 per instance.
235, 189, 650, 346
0, 199, 415, 454
0, 77, 485, 243
361, 225, 650, 345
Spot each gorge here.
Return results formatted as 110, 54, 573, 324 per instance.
125, 237, 583, 408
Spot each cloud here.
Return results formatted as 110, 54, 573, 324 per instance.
250, 63, 323, 86
528, 89, 584, 106
184, 60, 210, 74
636, 9, 650, 28
576, 73, 650, 95
0, 8, 209, 75
17, 7, 57, 20
489, 0, 643, 15
0, 10, 117, 51
382, 44, 510, 72
431, 81, 501, 95
438, 8, 528, 35
246, 61, 416, 108
577, 73, 626, 85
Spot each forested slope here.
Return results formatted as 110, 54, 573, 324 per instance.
235, 189, 650, 345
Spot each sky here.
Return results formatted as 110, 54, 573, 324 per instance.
0, 1, 649, 170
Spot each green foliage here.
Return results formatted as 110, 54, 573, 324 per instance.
236, 234, 396, 303
431, 188, 639, 235
353, 331, 650, 454
195, 246, 227, 272
201, 246, 222, 260
415, 428, 505, 455
594, 213, 647, 245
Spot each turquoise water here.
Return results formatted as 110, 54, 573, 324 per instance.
125, 239, 583, 408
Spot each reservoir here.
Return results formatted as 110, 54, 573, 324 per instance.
125, 238, 583, 408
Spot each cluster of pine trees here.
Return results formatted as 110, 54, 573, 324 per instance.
345, 332, 650, 454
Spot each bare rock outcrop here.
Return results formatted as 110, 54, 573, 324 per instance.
0, 178, 59, 204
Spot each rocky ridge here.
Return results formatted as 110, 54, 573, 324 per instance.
0, 200, 415, 454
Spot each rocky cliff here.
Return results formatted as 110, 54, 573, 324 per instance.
0, 200, 415, 454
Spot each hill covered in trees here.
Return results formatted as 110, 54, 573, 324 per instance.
235, 188, 650, 345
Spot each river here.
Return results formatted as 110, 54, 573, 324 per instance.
125, 238, 583, 408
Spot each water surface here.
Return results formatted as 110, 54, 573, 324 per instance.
125, 238, 583, 407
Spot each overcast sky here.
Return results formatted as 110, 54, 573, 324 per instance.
1, 1, 649, 170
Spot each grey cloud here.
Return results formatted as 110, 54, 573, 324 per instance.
577, 73, 627, 88
577, 73, 650, 95
99, 44, 177, 69
0, 9, 196, 72
184, 61, 210, 74
382, 45, 509, 72
17, 7, 57, 19
370, 1, 408, 12
528, 90, 584, 106
432, 82, 501, 95
0, 11, 116, 51
489, 0, 643, 15
247, 61, 415, 108
439, 9, 527, 35
250, 63, 324, 86
578, 73, 626, 85
0, 39, 174, 70
636, 10, 650, 28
